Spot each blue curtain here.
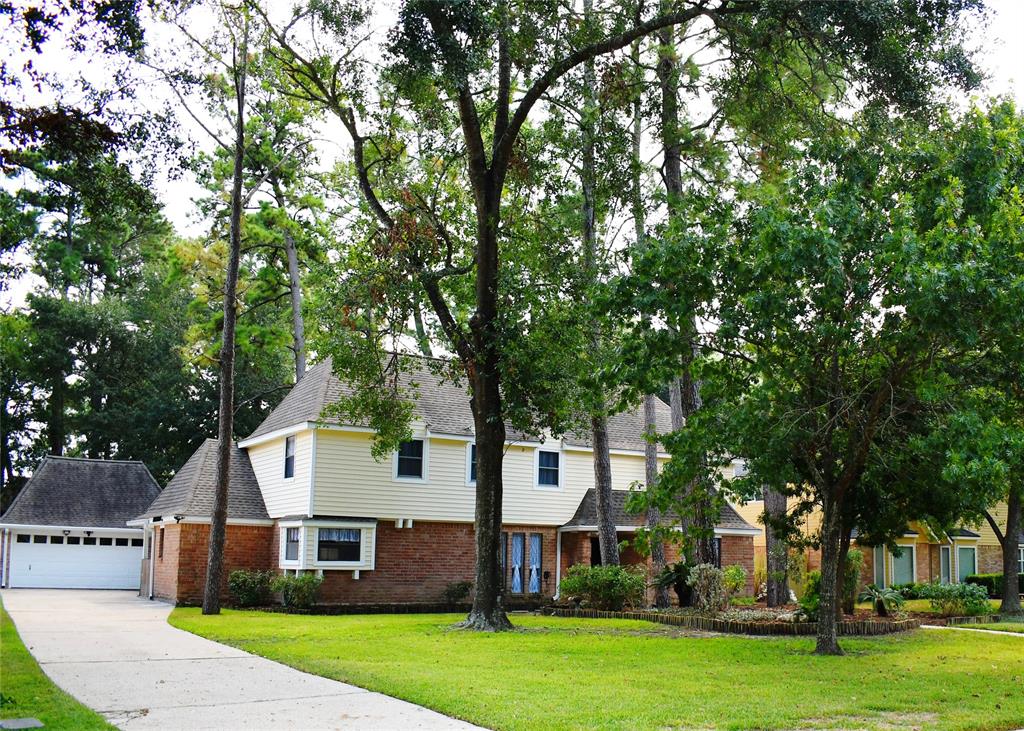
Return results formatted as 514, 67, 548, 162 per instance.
528, 534, 541, 593
511, 533, 524, 593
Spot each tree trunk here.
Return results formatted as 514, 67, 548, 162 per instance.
644, 394, 671, 607
1000, 485, 1022, 617
763, 486, 789, 607
283, 230, 306, 382
203, 23, 248, 616
411, 298, 433, 357
815, 491, 844, 655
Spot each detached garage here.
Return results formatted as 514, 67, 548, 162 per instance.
0, 456, 160, 589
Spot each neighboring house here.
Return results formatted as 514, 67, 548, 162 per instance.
135, 357, 759, 605
734, 497, 1024, 588
0, 457, 160, 589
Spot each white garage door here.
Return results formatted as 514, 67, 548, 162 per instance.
9, 531, 144, 589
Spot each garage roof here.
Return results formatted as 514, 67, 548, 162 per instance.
0, 456, 161, 528
135, 439, 269, 521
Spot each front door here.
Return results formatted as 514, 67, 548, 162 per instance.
590, 537, 602, 566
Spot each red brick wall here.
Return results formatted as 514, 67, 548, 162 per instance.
978, 544, 1003, 575
317, 521, 558, 604
153, 522, 274, 604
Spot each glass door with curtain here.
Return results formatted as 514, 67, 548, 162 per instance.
510, 533, 524, 594
528, 533, 542, 594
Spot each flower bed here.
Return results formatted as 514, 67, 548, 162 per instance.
541, 606, 920, 636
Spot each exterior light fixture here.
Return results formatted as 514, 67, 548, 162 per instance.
62, 529, 71, 536
173, 515, 184, 523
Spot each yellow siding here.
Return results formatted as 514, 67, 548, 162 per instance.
247, 432, 312, 518
311, 428, 655, 526
731, 496, 823, 548
964, 500, 1011, 548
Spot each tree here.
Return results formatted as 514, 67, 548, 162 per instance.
264, 0, 983, 630
762, 486, 790, 607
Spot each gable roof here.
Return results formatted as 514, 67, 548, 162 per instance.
0, 456, 160, 529
246, 356, 673, 452
562, 488, 757, 534
135, 439, 268, 521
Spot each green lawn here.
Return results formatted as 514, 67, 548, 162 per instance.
0, 603, 113, 730
957, 622, 1024, 634
171, 609, 1024, 731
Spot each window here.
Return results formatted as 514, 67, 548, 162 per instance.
284, 435, 296, 479
510, 533, 524, 593
396, 439, 424, 479
16, 534, 29, 543
957, 545, 976, 583
891, 546, 914, 585
467, 443, 477, 485
158, 528, 164, 558
67, 536, 81, 545
940, 545, 951, 584
528, 533, 542, 593
99, 537, 113, 546
131, 538, 143, 547
1019, 546, 1024, 575
873, 545, 886, 587
50, 535, 64, 544
115, 538, 129, 547
285, 527, 300, 561
84, 536, 97, 546
33, 535, 46, 544
537, 450, 560, 487
317, 528, 361, 562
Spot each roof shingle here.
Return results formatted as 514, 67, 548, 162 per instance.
0, 457, 161, 528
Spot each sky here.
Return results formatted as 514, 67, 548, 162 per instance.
2, 0, 1023, 311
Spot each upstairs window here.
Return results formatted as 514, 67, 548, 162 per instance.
467, 443, 477, 485
396, 439, 425, 479
284, 435, 296, 479
285, 527, 300, 561
317, 528, 361, 562
537, 450, 560, 487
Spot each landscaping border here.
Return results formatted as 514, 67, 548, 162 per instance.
541, 607, 920, 636
243, 599, 548, 615
946, 614, 1002, 626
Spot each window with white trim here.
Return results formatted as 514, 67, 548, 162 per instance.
467, 443, 477, 485
284, 435, 296, 478
1019, 546, 1023, 575
890, 545, 914, 586
317, 528, 361, 562
537, 450, 560, 487
873, 545, 886, 587
396, 440, 425, 479
956, 545, 976, 583
940, 545, 951, 584
285, 527, 300, 561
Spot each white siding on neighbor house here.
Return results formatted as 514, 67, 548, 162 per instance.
247, 431, 312, 518
311, 427, 657, 526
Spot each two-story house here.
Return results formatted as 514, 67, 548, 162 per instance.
132, 357, 758, 605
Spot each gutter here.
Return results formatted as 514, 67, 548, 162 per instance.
553, 528, 563, 600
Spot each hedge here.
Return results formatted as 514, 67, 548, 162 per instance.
964, 573, 1024, 598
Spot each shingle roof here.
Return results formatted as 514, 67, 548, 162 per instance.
136, 439, 268, 521
247, 356, 673, 452
562, 488, 756, 533
948, 527, 980, 538
0, 456, 160, 528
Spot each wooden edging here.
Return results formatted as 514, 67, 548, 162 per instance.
541, 607, 921, 636
945, 614, 1001, 626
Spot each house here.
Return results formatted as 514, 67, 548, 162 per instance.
135, 357, 758, 605
0, 456, 160, 589
733, 497, 1024, 589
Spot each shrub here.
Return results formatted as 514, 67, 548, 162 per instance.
271, 573, 324, 609
227, 569, 275, 607
859, 584, 905, 617
798, 570, 822, 620
441, 580, 472, 604
787, 549, 808, 600
926, 582, 991, 617
965, 573, 1024, 598
687, 563, 729, 615
891, 582, 929, 600
559, 564, 646, 611
654, 562, 692, 606
842, 549, 865, 613
722, 564, 748, 597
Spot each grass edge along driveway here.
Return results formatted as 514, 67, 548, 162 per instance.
0, 601, 113, 730
170, 609, 1024, 731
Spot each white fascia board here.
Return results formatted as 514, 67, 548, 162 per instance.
0, 522, 143, 534
296, 518, 378, 528
148, 516, 274, 526
561, 444, 670, 459
559, 524, 760, 536
238, 422, 313, 448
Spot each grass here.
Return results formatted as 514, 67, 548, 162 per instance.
956, 622, 1024, 634
0, 602, 113, 730
855, 598, 1001, 615
171, 609, 1024, 731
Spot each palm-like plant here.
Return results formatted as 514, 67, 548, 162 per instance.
859, 584, 906, 617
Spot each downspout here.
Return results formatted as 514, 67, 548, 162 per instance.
553, 528, 563, 600
0, 527, 6, 587
148, 523, 156, 600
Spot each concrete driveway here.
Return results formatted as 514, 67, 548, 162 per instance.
1, 589, 482, 730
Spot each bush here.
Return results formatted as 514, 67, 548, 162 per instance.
271, 573, 324, 609
227, 569, 275, 607
859, 584, 905, 617
441, 580, 472, 603
798, 570, 822, 620
891, 582, 930, 600
787, 549, 808, 600
925, 582, 991, 617
722, 564, 748, 597
842, 549, 865, 613
965, 573, 1024, 598
654, 562, 692, 606
687, 563, 728, 615
559, 564, 646, 611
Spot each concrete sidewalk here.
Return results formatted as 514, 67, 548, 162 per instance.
1, 589, 483, 730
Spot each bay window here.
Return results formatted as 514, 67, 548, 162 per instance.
285, 527, 300, 561
318, 528, 361, 562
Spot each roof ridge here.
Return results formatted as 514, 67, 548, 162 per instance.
42, 455, 147, 465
